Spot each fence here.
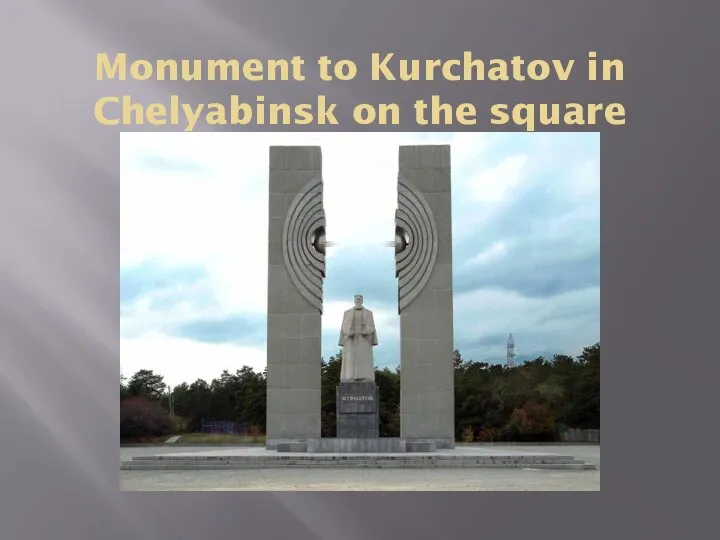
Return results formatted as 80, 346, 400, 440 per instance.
560, 428, 600, 443
200, 419, 249, 435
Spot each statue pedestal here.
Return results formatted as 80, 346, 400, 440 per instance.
336, 381, 379, 439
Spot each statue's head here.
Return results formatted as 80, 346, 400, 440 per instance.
353, 294, 364, 308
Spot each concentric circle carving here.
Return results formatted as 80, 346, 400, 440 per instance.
395, 175, 438, 313
282, 176, 326, 313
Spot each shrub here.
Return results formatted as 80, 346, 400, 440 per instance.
507, 402, 557, 442
475, 427, 501, 442
120, 396, 173, 440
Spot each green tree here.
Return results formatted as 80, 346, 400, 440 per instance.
120, 373, 130, 399
126, 369, 167, 401
235, 366, 266, 430
170, 379, 213, 431
120, 341, 601, 443
320, 353, 342, 436
574, 343, 600, 429
375, 366, 400, 436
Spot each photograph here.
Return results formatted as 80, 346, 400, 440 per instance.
119, 131, 600, 491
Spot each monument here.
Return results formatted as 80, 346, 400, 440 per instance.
336, 294, 380, 438
265, 146, 325, 450
265, 144, 455, 452
394, 145, 455, 449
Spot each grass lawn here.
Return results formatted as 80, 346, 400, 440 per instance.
176, 433, 266, 445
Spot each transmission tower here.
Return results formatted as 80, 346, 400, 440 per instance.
506, 333, 516, 368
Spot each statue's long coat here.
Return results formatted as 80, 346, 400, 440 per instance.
338, 307, 378, 381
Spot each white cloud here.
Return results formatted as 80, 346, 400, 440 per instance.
466, 154, 529, 203
120, 278, 218, 338
120, 132, 599, 383
121, 332, 266, 388
463, 240, 510, 269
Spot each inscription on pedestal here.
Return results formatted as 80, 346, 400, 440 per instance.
336, 381, 379, 438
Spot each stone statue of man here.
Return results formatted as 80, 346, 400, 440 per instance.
338, 294, 378, 382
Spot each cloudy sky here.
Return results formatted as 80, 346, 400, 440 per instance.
120, 132, 599, 387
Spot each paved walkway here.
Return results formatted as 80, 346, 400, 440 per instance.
120, 444, 600, 491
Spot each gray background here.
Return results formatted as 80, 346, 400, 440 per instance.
0, 0, 716, 539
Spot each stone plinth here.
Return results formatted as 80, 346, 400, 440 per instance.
122, 445, 598, 470
405, 439, 437, 452
307, 437, 405, 453
275, 441, 309, 452
336, 381, 379, 439
273, 437, 439, 453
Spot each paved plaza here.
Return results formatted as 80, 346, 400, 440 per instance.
119, 444, 600, 491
